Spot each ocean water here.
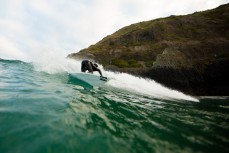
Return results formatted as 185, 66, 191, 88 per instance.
0, 58, 228, 153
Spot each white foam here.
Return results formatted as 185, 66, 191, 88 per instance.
103, 71, 199, 102
31, 51, 81, 74
31, 52, 199, 102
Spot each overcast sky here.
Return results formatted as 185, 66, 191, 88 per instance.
0, 0, 228, 61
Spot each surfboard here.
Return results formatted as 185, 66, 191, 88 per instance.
69, 73, 109, 87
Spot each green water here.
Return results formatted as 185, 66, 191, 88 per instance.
0, 59, 228, 153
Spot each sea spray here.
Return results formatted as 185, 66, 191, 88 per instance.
104, 71, 199, 102
31, 50, 81, 73
30, 52, 198, 102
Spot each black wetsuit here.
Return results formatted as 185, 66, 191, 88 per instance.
81, 60, 102, 76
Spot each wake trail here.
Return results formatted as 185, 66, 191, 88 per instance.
31, 53, 198, 102
104, 71, 198, 102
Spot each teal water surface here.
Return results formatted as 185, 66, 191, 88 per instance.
0, 59, 228, 153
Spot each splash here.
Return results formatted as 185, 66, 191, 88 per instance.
104, 71, 199, 102
31, 51, 81, 74
31, 52, 198, 102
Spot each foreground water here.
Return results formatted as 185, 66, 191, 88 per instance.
0, 59, 228, 153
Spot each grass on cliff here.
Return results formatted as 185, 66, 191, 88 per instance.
112, 59, 141, 68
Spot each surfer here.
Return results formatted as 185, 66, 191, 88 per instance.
81, 60, 103, 76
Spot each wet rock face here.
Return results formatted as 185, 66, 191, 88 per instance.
143, 67, 204, 95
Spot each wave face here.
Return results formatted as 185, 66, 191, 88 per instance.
0, 58, 228, 153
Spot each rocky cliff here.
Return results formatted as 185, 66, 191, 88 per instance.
68, 4, 229, 96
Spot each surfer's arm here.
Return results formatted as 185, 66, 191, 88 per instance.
94, 68, 102, 76
91, 63, 102, 76
93, 67, 102, 76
